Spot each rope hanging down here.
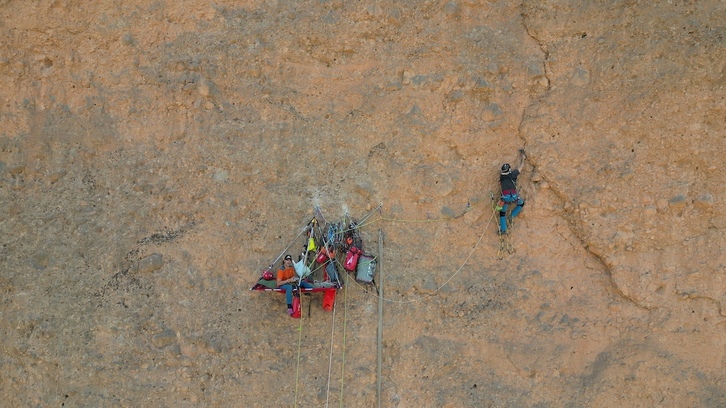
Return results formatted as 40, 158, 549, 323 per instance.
293, 296, 304, 408
324, 291, 337, 408
339, 270, 350, 408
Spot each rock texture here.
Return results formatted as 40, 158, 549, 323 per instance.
0, 1, 724, 407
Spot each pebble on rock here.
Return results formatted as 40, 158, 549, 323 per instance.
152, 329, 177, 349
693, 193, 714, 209
138, 253, 164, 274
668, 195, 687, 210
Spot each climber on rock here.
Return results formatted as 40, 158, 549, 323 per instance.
498, 149, 526, 234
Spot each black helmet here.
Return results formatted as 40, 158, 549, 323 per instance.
501, 163, 511, 175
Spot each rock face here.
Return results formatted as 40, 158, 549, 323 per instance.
0, 1, 724, 407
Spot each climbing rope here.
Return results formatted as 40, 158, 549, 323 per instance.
293, 293, 304, 408
324, 293, 337, 408
339, 270, 350, 408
